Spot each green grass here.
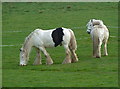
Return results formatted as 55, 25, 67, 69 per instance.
2, 2, 118, 87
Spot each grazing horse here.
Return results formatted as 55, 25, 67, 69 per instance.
86, 19, 109, 58
20, 27, 78, 66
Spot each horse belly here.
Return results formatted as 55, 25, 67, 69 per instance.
43, 41, 55, 48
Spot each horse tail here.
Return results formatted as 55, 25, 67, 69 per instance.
92, 30, 99, 56
69, 29, 77, 50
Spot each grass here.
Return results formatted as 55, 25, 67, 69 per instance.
2, 2, 118, 87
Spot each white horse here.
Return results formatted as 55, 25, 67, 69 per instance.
20, 27, 78, 66
86, 19, 109, 58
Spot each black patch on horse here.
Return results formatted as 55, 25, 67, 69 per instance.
52, 28, 64, 47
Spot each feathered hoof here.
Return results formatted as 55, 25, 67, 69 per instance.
20, 64, 27, 66
71, 59, 78, 63
46, 58, 53, 65
33, 63, 42, 65
62, 59, 71, 64
104, 54, 108, 56
96, 56, 101, 58
46, 60, 53, 65
46, 62, 53, 65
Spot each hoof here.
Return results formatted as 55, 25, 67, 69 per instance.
104, 54, 108, 56
62, 60, 71, 64
71, 57, 79, 63
46, 61, 53, 65
46, 59, 53, 65
46, 62, 53, 65
71, 59, 78, 63
33, 63, 42, 65
33, 62, 42, 65
96, 56, 101, 58
20, 64, 27, 66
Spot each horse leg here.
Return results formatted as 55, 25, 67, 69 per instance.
103, 39, 108, 56
69, 48, 78, 63
96, 40, 102, 58
33, 48, 42, 65
93, 42, 96, 57
93, 40, 97, 57
39, 47, 53, 65
62, 45, 71, 64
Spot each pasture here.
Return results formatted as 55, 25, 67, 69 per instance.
2, 2, 118, 87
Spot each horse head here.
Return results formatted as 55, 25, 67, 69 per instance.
86, 19, 104, 34
19, 48, 27, 66
86, 19, 94, 34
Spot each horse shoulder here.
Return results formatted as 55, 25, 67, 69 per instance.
39, 30, 54, 47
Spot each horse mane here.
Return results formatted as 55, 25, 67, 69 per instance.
21, 31, 35, 61
92, 20, 104, 28
23, 31, 34, 49
23, 29, 42, 49
93, 21, 101, 26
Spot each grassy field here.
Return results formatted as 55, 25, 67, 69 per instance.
2, 2, 118, 87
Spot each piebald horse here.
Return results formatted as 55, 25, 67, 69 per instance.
20, 27, 78, 66
86, 19, 109, 58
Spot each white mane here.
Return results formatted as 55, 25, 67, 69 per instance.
23, 32, 34, 48
22, 31, 35, 60
92, 19, 104, 27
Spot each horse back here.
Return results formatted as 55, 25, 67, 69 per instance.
91, 26, 109, 42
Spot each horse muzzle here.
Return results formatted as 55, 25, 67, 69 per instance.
87, 31, 90, 34
86, 29, 91, 34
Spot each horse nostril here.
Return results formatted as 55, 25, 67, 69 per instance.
87, 31, 90, 34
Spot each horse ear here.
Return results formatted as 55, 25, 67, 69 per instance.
19, 48, 22, 51
91, 19, 93, 22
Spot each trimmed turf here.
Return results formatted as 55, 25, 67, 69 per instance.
2, 2, 118, 87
